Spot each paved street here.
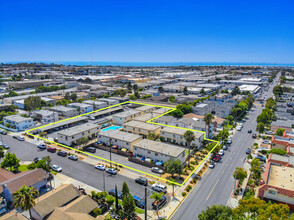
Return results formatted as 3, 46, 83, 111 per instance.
170, 74, 280, 220
1, 134, 159, 209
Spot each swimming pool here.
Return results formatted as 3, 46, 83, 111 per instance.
102, 125, 122, 132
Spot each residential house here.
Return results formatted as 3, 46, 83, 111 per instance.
30, 184, 97, 220
98, 130, 142, 151
153, 115, 176, 125
132, 113, 160, 123
97, 98, 119, 106
135, 105, 157, 115
133, 139, 186, 163
183, 113, 225, 128
0, 168, 47, 204
83, 100, 107, 110
271, 136, 294, 151
268, 154, 294, 167
3, 115, 34, 131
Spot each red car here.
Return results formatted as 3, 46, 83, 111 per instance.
213, 154, 221, 162
47, 147, 57, 153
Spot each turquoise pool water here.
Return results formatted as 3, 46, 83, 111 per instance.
102, 125, 122, 132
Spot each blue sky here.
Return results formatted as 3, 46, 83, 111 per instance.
0, 0, 294, 63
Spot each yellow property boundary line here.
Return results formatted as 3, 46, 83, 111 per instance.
25, 101, 219, 186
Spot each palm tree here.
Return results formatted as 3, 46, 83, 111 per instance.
150, 192, 164, 217
184, 130, 195, 167
13, 185, 39, 219
204, 113, 214, 138
168, 178, 177, 198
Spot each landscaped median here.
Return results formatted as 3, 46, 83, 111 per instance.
25, 101, 220, 187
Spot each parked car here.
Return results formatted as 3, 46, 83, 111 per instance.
265, 131, 274, 135
222, 145, 228, 150
34, 157, 42, 163
262, 140, 271, 144
252, 134, 257, 138
108, 189, 123, 199
68, 155, 78, 161
257, 147, 270, 153
51, 165, 62, 172
151, 167, 164, 174
13, 136, 24, 141
152, 184, 167, 193
218, 149, 224, 156
0, 130, 7, 135
152, 195, 167, 210
135, 177, 148, 186
227, 139, 232, 144
133, 196, 145, 209
209, 161, 215, 168
236, 126, 242, 131
246, 148, 251, 154
95, 164, 106, 171
57, 151, 67, 157
47, 147, 57, 153
248, 130, 252, 133
38, 144, 47, 150
213, 154, 221, 162
256, 155, 266, 162
106, 168, 117, 175
2, 144, 9, 149
85, 147, 96, 153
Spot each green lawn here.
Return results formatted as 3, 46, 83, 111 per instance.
18, 165, 29, 172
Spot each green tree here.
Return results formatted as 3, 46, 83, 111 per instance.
276, 128, 285, 136
150, 192, 164, 217
250, 159, 262, 182
127, 81, 132, 93
184, 130, 195, 167
134, 91, 140, 99
1, 152, 20, 171
56, 99, 71, 106
158, 86, 164, 93
176, 103, 192, 114
122, 193, 136, 219
13, 185, 39, 219
273, 85, 283, 97
121, 182, 130, 198
77, 98, 84, 103
168, 96, 176, 103
64, 92, 71, 100
70, 93, 77, 102
24, 96, 41, 112
36, 156, 51, 173
129, 95, 136, 100
231, 86, 241, 96
76, 137, 89, 149
133, 84, 138, 92
147, 132, 157, 141
183, 86, 188, 95
204, 113, 214, 138
200, 88, 206, 95
0, 147, 4, 162
256, 122, 265, 134
198, 205, 232, 220
233, 167, 247, 182
170, 109, 183, 118
164, 159, 183, 178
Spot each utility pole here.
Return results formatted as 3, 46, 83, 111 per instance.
103, 170, 105, 191
145, 187, 147, 220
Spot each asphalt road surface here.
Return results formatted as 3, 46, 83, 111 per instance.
170, 73, 280, 220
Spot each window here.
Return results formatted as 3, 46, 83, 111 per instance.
155, 153, 158, 156
268, 189, 277, 195
148, 151, 151, 154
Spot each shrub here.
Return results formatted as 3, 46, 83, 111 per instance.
27, 162, 37, 170
106, 196, 115, 206
269, 148, 287, 156
92, 208, 102, 217
182, 192, 186, 197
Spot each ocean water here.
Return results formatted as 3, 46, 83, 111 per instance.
4, 61, 294, 67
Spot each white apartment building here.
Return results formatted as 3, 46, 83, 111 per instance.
31, 110, 59, 125
112, 110, 141, 125
160, 127, 204, 149
135, 106, 157, 115
123, 121, 161, 138
67, 103, 93, 114
133, 139, 186, 164
83, 100, 107, 110
98, 130, 142, 151
97, 98, 119, 106
3, 115, 35, 131
57, 123, 100, 146
50, 106, 78, 118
